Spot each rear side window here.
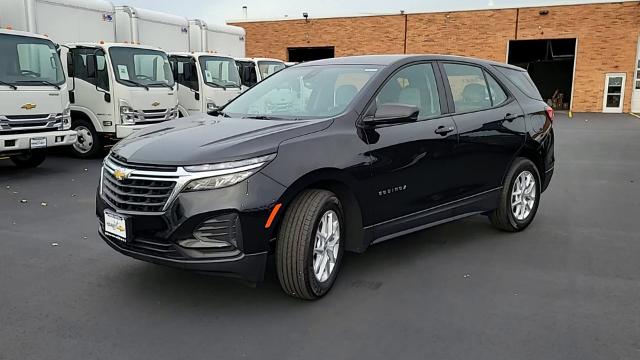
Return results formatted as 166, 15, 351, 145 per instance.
495, 66, 543, 100
443, 63, 491, 113
486, 74, 508, 106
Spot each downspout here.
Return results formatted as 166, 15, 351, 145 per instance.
514, 8, 519, 40
403, 13, 408, 54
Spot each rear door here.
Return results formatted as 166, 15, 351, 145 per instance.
364, 62, 459, 237
439, 61, 526, 200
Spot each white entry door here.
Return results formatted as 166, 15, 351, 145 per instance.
602, 73, 626, 113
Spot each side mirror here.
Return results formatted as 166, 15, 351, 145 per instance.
86, 54, 97, 79
367, 104, 419, 125
66, 52, 75, 77
249, 68, 258, 85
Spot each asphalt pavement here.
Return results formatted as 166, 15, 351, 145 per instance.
1, 113, 639, 360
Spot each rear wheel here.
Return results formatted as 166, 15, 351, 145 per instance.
71, 119, 103, 158
276, 189, 344, 300
490, 158, 541, 232
10, 150, 46, 168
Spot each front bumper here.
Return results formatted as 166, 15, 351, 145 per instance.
0, 130, 77, 153
96, 172, 286, 282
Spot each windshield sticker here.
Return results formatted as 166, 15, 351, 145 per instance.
205, 70, 213, 83
364, 68, 379, 72
117, 65, 129, 80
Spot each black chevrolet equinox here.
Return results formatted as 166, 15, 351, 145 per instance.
97, 55, 554, 299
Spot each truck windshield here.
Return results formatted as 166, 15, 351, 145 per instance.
257, 61, 285, 80
199, 56, 241, 88
0, 33, 65, 87
109, 47, 175, 88
223, 65, 381, 120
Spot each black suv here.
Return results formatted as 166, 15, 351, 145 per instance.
97, 55, 554, 300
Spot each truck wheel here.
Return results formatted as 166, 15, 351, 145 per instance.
10, 150, 46, 168
71, 119, 103, 158
490, 158, 541, 232
276, 189, 344, 300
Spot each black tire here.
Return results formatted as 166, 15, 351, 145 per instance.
490, 158, 541, 232
70, 119, 103, 158
276, 189, 344, 300
10, 150, 46, 168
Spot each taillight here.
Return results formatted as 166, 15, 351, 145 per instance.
545, 106, 554, 122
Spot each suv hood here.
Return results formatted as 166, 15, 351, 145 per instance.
111, 114, 331, 166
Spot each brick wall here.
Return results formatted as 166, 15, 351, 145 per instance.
231, 2, 640, 112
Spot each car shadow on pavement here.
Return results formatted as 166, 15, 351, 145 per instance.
110, 214, 509, 308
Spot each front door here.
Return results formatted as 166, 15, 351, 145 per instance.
602, 73, 626, 113
364, 62, 458, 238
170, 56, 201, 115
68, 47, 113, 128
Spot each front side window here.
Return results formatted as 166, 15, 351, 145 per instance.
170, 56, 198, 91
444, 63, 493, 113
199, 56, 241, 88
0, 34, 65, 86
223, 65, 380, 120
257, 61, 285, 80
70, 48, 109, 90
109, 47, 174, 88
236, 61, 257, 87
375, 63, 441, 120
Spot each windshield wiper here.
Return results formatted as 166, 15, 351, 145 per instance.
15, 80, 60, 90
119, 79, 149, 90
243, 115, 285, 120
205, 80, 227, 89
148, 82, 173, 89
0, 80, 17, 90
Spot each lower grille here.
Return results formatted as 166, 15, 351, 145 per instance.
125, 238, 186, 260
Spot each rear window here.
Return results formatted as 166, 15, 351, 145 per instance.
495, 66, 542, 100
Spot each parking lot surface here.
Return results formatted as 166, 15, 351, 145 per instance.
1, 113, 639, 360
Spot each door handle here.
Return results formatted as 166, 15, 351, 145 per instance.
504, 113, 520, 122
434, 125, 455, 136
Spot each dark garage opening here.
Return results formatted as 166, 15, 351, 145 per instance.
508, 38, 576, 110
288, 46, 335, 63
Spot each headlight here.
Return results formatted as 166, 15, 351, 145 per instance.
119, 100, 137, 125
62, 106, 71, 130
182, 154, 276, 192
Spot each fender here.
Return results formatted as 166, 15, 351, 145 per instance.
70, 106, 106, 132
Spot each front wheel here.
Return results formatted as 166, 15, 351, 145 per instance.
70, 119, 103, 158
490, 158, 541, 232
276, 189, 344, 300
10, 150, 46, 168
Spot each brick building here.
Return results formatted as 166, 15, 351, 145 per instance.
230, 1, 640, 113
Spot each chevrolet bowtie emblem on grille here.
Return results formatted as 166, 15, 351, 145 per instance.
151, 101, 160, 107
21, 103, 37, 110
113, 168, 130, 181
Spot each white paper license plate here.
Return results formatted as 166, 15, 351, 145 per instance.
104, 211, 128, 242
30, 137, 47, 149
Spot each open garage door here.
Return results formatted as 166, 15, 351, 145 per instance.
508, 39, 576, 111
288, 46, 335, 63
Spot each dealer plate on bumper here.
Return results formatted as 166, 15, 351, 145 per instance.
30, 137, 47, 149
104, 210, 129, 242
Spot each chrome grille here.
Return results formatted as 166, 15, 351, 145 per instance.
134, 108, 177, 124
101, 158, 178, 213
0, 113, 63, 133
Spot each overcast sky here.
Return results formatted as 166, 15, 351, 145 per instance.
121, 0, 629, 24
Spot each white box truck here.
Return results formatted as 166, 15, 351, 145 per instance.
235, 58, 286, 88
168, 52, 242, 116
1, 0, 179, 157
115, 6, 190, 52
188, 20, 245, 58
0, 29, 77, 168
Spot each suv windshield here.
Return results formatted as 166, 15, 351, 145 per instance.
257, 61, 285, 79
199, 56, 241, 88
0, 33, 65, 87
223, 65, 381, 120
109, 47, 174, 88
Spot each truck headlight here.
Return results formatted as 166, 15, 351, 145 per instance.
120, 105, 136, 125
182, 154, 276, 192
62, 106, 71, 130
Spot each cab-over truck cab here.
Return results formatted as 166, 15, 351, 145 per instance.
61, 43, 178, 157
235, 57, 286, 89
169, 52, 242, 116
0, 29, 76, 168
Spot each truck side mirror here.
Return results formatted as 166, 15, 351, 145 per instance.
248, 67, 258, 86
86, 54, 97, 79
66, 52, 75, 77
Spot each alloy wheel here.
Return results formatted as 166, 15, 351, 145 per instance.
511, 170, 536, 221
312, 210, 340, 283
